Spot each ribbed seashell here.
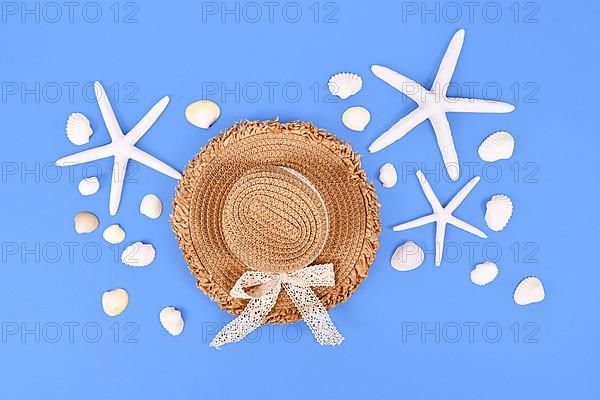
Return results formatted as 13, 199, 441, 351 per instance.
379, 163, 397, 188
159, 306, 184, 336
103, 224, 126, 244
470, 261, 499, 286
78, 176, 99, 196
102, 288, 129, 316
185, 100, 221, 129
514, 276, 545, 305
485, 194, 513, 232
121, 242, 155, 267
390, 241, 425, 271
66, 112, 93, 145
140, 194, 162, 219
328, 72, 362, 99
478, 131, 514, 162
342, 106, 370, 131
74, 211, 99, 234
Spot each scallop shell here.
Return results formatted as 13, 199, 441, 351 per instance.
391, 241, 425, 271
478, 131, 514, 162
140, 194, 162, 219
159, 306, 184, 336
74, 211, 99, 234
102, 288, 129, 317
514, 276, 545, 305
470, 261, 499, 286
185, 100, 221, 129
342, 106, 370, 131
379, 163, 397, 188
78, 176, 99, 196
66, 112, 93, 145
103, 224, 126, 244
485, 194, 513, 232
328, 72, 362, 100
121, 242, 155, 267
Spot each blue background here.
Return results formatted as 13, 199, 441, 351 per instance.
1, 1, 598, 398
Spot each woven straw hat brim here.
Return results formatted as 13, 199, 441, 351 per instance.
171, 120, 380, 324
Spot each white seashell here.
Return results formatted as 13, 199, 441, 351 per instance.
485, 194, 513, 232
103, 224, 126, 244
328, 72, 362, 100
379, 163, 397, 188
121, 242, 155, 267
185, 100, 221, 129
342, 106, 370, 131
66, 112, 93, 145
140, 194, 163, 219
78, 176, 99, 196
102, 288, 129, 317
159, 306, 184, 336
514, 276, 545, 305
478, 131, 514, 162
470, 261, 499, 286
74, 211, 99, 234
391, 241, 425, 271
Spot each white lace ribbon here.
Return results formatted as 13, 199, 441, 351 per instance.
210, 263, 344, 348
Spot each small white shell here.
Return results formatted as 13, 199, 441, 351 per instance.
185, 100, 221, 129
391, 241, 425, 271
379, 163, 397, 188
121, 242, 155, 267
66, 112, 93, 145
102, 288, 129, 317
140, 194, 162, 219
514, 276, 545, 305
159, 306, 184, 336
342, 106, 370, 131
103, 224, 126, 244
74, 211, 99, 234
485, 194, 513, 232
78, 177, 99, 196
470, 261, 499, 286
478, 131, 514, 162
328, 72, 362, 100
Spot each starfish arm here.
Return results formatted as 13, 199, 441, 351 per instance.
109, 154, 129, 216
55, 144, 114, 166
371, 65, 429, 103
430, 113, 460, 181
415, 170, 444, 212
434, 221, 447, 266
368, 107, 429, 153
95, 81, 124, 141
392, 213, 437, 231
129, 147, 182, 180
433, 29, 465, 97
446, 175, 481, 212
125, 96, 170, 145
446, 97, 515, 113
448, 215, 488, 239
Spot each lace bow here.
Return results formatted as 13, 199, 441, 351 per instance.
210, 263, 344, 348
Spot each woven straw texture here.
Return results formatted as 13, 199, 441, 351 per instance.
171, 120, 380, 324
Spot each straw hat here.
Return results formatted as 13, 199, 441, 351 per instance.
171, 120, 380, 323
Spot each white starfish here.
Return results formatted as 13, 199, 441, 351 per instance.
369, 29, 515, 181
393, 170, 487, 266
56, 82, 181, 215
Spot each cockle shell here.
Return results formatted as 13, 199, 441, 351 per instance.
485, 194, 513, 232
102, 288, 129, 317
185, 100, 221, 129
379, 163, 397, 188
478, 131, 514, 162
66, 112, 93, 145
328, 72, 362, 100
514, 276, 545, 305
391, 241, 425, 271
342, 106, 370, 131
470, 261, 499, 286
74, 211, 99, 234
103, 224, 126, 244
78, 176, 99, 196
140, 194, 162, 219
159, 306, 184, 336
121, 242, 155, 267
